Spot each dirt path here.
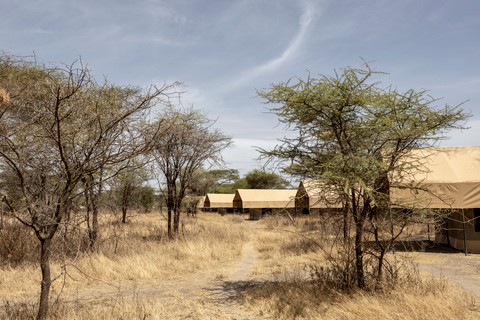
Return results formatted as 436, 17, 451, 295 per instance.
56, 222, 264, 319
413, 251, 480, 296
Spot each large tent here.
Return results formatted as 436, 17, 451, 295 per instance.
295, 180, 343, 215
233, 189, 297, 220
391, 146, 480, 252
203, 193, 235, 214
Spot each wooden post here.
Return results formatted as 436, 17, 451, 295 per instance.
0, 196, 3, 230
462, 209, 468, 256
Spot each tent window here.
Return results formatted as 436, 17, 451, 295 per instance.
475, 208, 480, 233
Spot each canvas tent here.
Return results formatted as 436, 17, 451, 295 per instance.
296, 180, 343, 215
391, 146, 480, 252
203, 193, 235, 214
233, 189, 297, 220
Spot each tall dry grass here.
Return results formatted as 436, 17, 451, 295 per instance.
242, 215, 480, 320
0, 211, 249, 319
1, 213, 479, 319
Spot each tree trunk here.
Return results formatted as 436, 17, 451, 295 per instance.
37, 237, 52, 320
354, 219, 365, 288
173, 201, 180, 233
373, 221, 386, 286
343, 205, 349, 241
167, 207, 172, 239
91, 205, 99, 248
173, 211, 180, 233
90, 173, 103, 249
352, 190, 366, 289
122, 206, 127, 223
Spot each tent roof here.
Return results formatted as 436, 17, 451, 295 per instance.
204, 193, 235, 208
405, 147, 480, 183
296, 180, 342, 208
393, 146, 480, 208
233, 189, 297, 208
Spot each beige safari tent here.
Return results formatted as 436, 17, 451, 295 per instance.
203, 193, 235, 214
233, 189, 297, 220
391, 146, 480, 252
296, 180, 343, 215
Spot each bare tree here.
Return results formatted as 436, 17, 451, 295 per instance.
151, 106, 232, 238
108, 159, 151, 223
0, 53, 177, 319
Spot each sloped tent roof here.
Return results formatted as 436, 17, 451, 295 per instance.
296, 180, 343, 208
391, 146, 480, 208
233, 189, 297, 209
204, 193, 235, 208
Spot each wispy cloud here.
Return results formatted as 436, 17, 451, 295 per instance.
222, 0, 317, 91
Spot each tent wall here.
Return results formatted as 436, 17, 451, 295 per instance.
233, 189, 296, 209
436, 209, 480, 252
390, 147, 480, 252
295, 180, 343, 216
204, 193, 235, 208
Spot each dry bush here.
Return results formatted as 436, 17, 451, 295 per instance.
1, 300, 37, 320
245, 217, 480, 319
262, 215, 296, 229
242, 271, 478, 320
0, 218, 91, 268
228, 214, 245, 224
0, 219, 39, 266
243, 241, 479, 320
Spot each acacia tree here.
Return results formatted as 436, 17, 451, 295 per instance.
109, 160, 150, 223
0, 53, 176, 319
244, 169, 289, 189
151, 106, 232, 238
257, 62, 469, 288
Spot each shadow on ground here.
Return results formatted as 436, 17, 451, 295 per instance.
392, 240, 462, 254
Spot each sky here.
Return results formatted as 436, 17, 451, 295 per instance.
2, 0, 480, 177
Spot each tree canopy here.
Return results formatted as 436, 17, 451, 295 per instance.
0, 53, 177, 319
151, 106, 232, 238
257, 62, 470, 288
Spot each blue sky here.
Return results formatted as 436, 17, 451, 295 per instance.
2, 0, 480, 175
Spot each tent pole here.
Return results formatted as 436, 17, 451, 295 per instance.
462, 209, 468, 256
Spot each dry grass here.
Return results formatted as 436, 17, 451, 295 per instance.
242, 274, 479, 320
1, 212, 479, 319
242, 215, 480, 320
0, 88, 9, 104
0, 212, 248, 303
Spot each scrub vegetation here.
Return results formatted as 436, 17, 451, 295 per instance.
0, 212, 478, 319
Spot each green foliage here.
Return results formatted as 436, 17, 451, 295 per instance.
215, 177, 248, 194
137, 186, 155, 212
257, 61, 470, 288
209, 169, 288, 193
244, 169, 289, 189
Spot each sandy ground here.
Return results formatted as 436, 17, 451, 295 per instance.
412, 250, 480, 296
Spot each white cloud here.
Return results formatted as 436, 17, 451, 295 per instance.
220, 0, 317, 91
